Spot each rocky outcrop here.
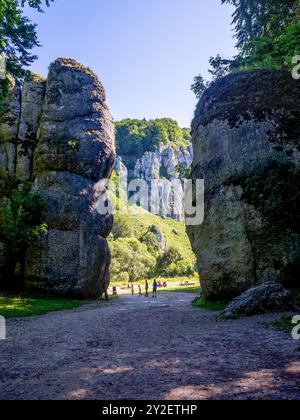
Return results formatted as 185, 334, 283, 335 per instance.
17, 73, 46, 179
187, 70, 300, 301
134, 143, 193, 182
0, 59, 116, 298
0, 79, 20, 179
220, 282, 293, 319
115, 144, 192, 221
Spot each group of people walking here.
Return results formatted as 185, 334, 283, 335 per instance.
131, 280, 158, 298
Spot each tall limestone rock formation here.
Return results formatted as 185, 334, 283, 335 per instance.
0, 59, 116, 298
187, 70, 300, 301
133, 144, 193, 182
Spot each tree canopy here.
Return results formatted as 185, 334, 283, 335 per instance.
192, 0, 300, 96
0, 0, 54, 80
116, 118, 191, 159
223, 0, 300, 70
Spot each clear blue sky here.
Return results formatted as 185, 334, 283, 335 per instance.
25, 0, 236, 127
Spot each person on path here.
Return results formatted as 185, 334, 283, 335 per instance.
153, 279, 158, 298
131, 284, 134, 296
145, 280, 149, 297
138, 285, 142, 297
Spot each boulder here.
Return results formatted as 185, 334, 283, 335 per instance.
187, 70, 300, 301
220, 282, 294, 319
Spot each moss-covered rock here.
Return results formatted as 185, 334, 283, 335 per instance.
188, 69, 300, 301
0, 59, 116, 298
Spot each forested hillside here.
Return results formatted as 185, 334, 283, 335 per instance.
116, 118, 191, 170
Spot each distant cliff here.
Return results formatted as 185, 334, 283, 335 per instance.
115, 119, 193, 222
187, 70, 300, 301
116, 118, 191, 175
115, 142, 192, 221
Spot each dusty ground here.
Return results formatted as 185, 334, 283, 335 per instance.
0, 292, 299, 400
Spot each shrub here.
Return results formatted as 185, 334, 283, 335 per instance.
112, 214, 133, 239
140, 231, 161, 256
160, 260, 196, 277
0, 179, 47, 289
156, 247, 183, 270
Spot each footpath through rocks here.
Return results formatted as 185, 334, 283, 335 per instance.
0, 292, 299, 400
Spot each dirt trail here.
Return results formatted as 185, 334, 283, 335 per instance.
0, 292, 299, 400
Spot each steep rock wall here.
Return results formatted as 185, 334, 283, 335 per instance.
187, 70, 300, 300
134, 144, 193, 181
0, 59, 116, 298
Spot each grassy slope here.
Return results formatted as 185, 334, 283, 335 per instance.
127, 205, 196, 264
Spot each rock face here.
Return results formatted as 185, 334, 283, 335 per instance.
0, 59, 116, 298
220, 282, 293, 319
134, 144, 193, 182
187, 70, 300, 301
0, 79, 21, 178
115, 144, 192, 221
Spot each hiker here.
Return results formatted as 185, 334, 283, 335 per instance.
112, 286, 118, 296
153, 279, 158, 298
131, 284, 135, 296
145, 280, 149, 297
138, 285, 142, 297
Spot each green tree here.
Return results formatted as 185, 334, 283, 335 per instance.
221, 0, 298, 55
112, 214, 133, 240
140, 231, 161, 256
218, 0, 300, 71
0, 0, 54, 80
110, 238, 156, 283
156, 247, 183, 271
116, 118, 191, 162
192, 0, 300, 96
0, 179, 47, 290
191, 74, 208, 99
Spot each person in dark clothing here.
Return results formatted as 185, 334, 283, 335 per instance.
153, 279, 158, 298
145, 280, 149, 297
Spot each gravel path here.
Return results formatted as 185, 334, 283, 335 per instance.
0, 292, 299, 400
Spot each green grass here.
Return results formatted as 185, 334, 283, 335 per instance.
270, 316, 294, 332
111, 276, 199, 288
159, 284, 201, 294
192, 298, 227, 312
269, 291, 300, 332
0, 293, 90, 318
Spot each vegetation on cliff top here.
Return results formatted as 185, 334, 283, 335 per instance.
116, 118, 191, 161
